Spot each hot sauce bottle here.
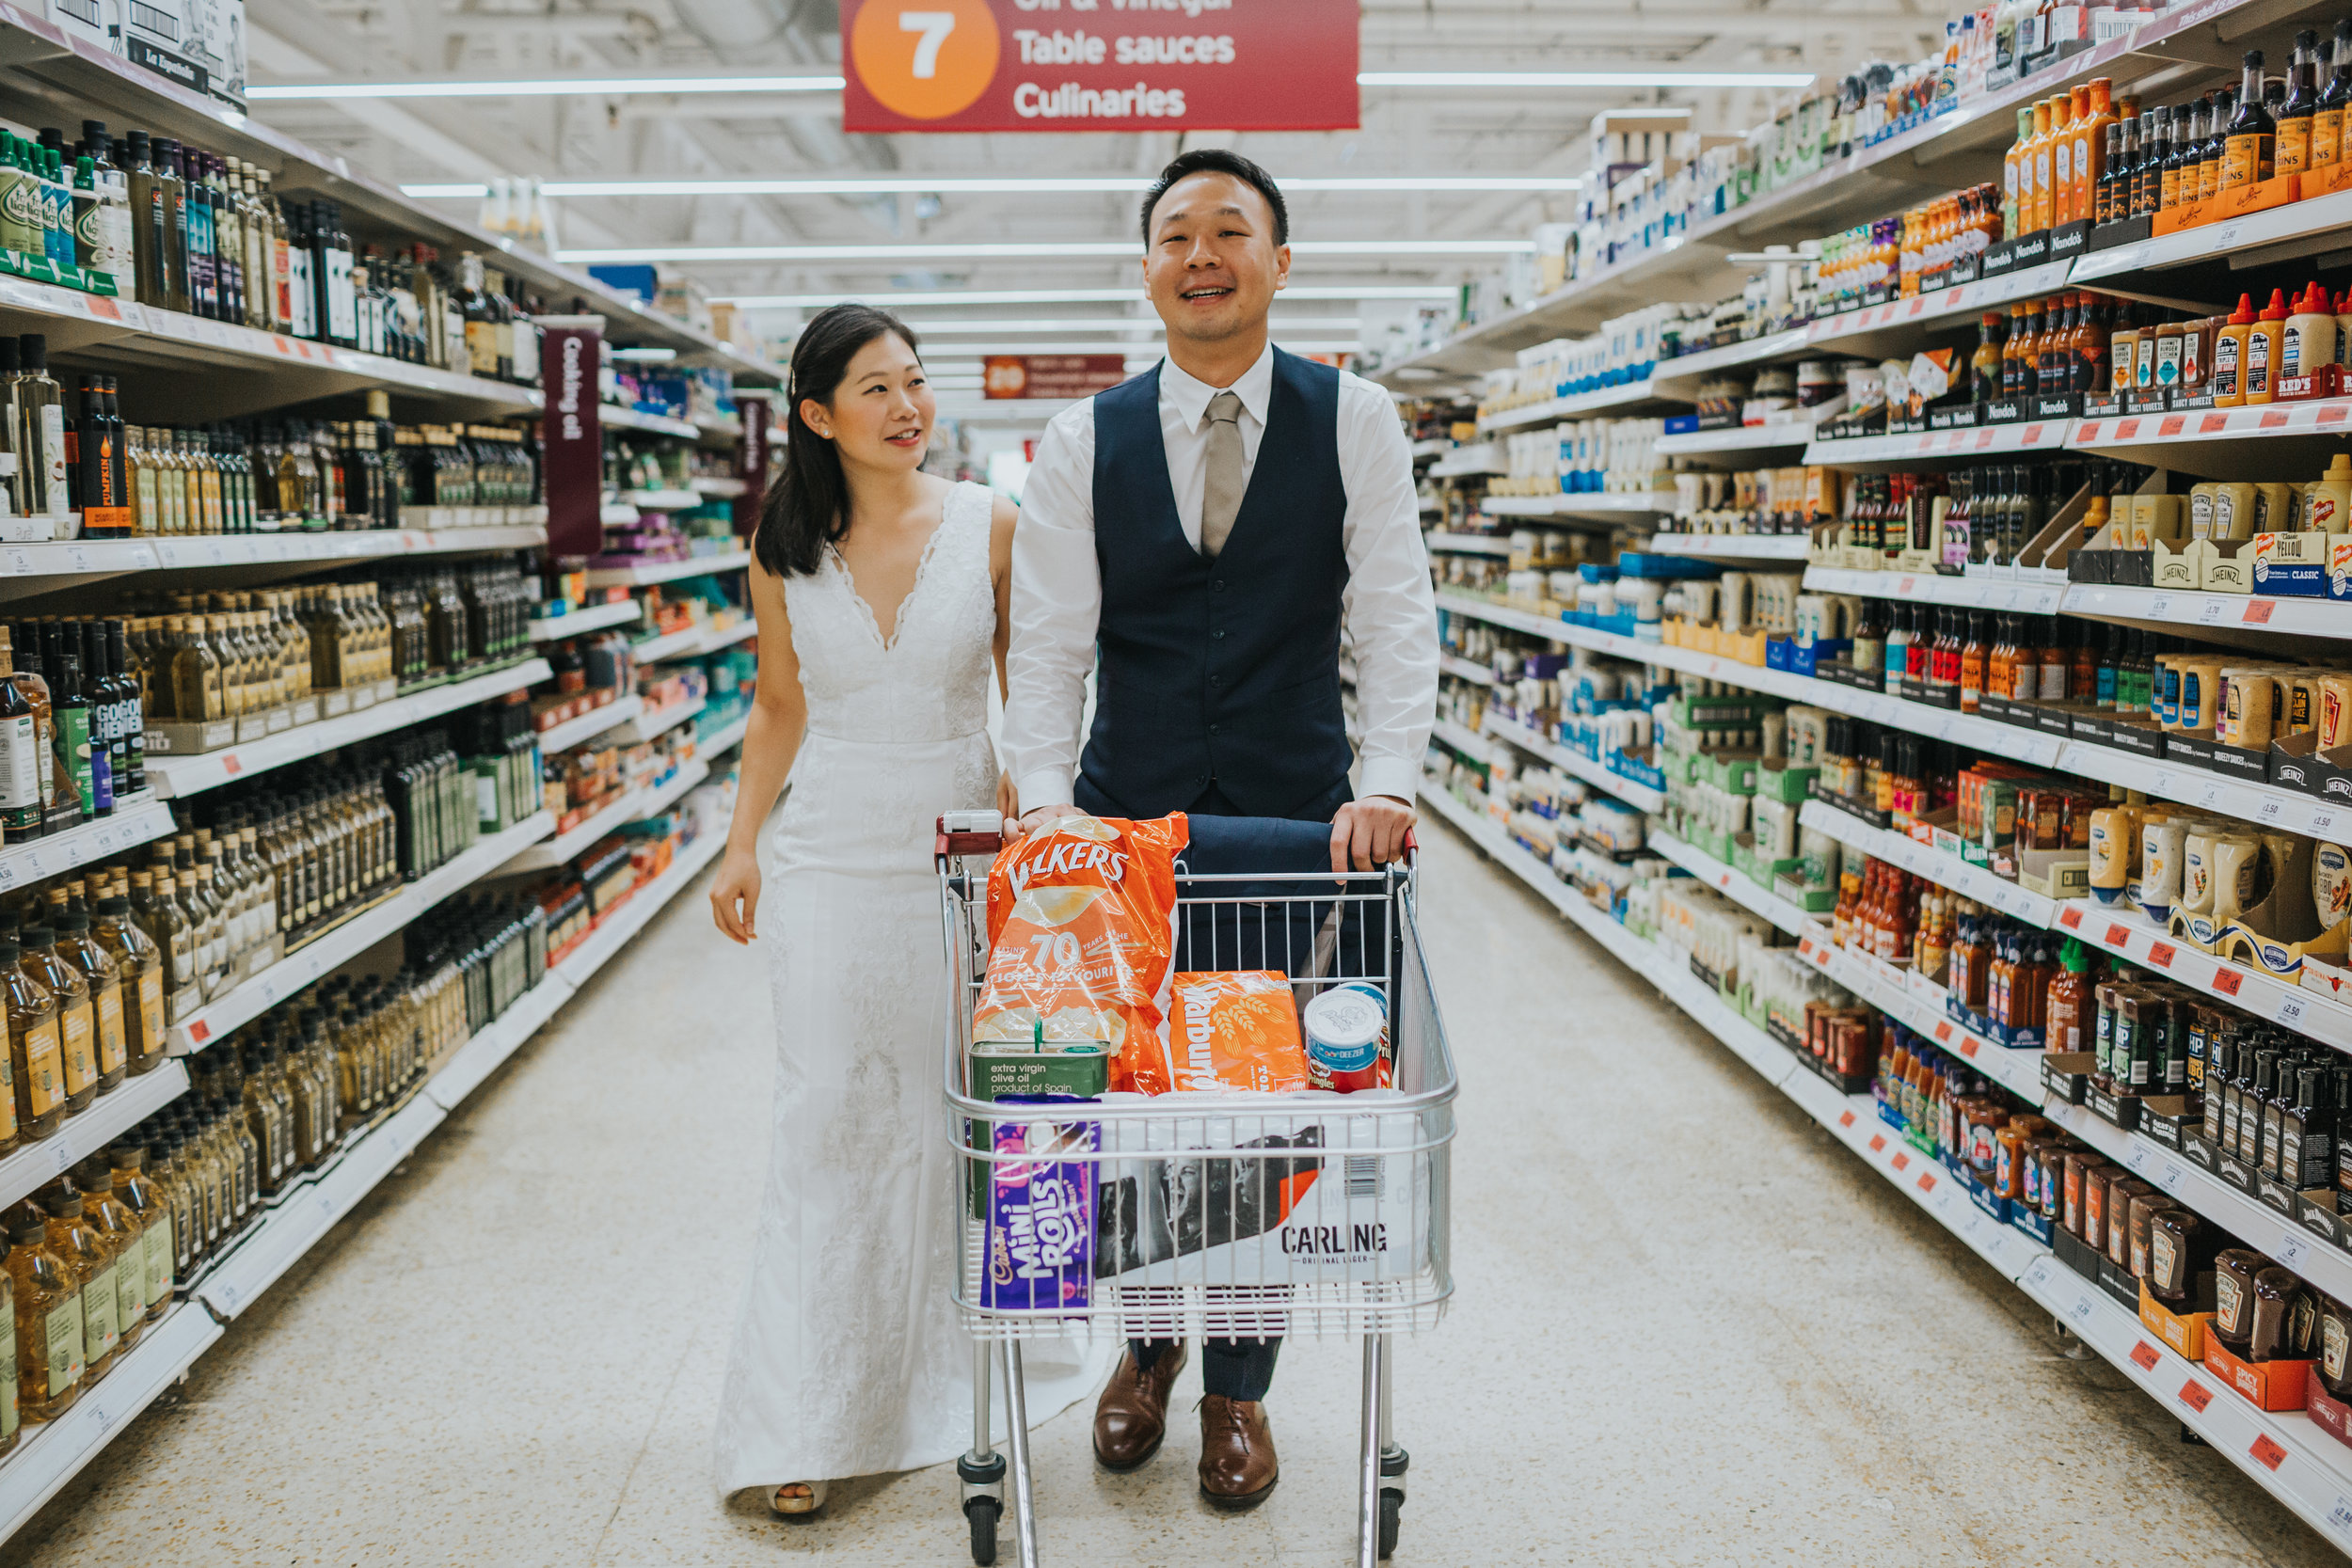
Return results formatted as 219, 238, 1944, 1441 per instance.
1960, 611, 1990, 712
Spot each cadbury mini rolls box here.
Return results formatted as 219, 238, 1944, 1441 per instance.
982, 1114, 1097, 1313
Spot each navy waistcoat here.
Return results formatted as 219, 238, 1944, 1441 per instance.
1079, 348, 1353, 820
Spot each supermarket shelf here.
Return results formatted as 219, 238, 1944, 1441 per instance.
0, 525, 547, 594
1648, 330, 1814, 390
1424, 532, 1513, 557
629, 626, 703, 663
2061, 584, 2352, 641
535, 696, 644, 756
1799, 798, 2058, 927
501, 792, 644, 874
634, 619, 755, 663
2013, 1249, 2352, 1550
1410, 437, 1451, 459
691, 476, 749, 499
621, 488, 703, 512
0, 797, 177, 895
2071, 401, 2352, 474
1432, 777, 2352, 1546
1479, 712, 1667, 813
604, 407, 703, 439
0, 1059, 189, 1214
422, 970, 578, 1114
554, 829, 726, 989
528, 598, 643, 641
1368, 0, 2244, 378
696, 712, 750, 757
1804, 420, 2071, 466
1645, 532, 1813, 560
1429, 445, 1505, 478
2069, 185, 2352, 284
598, 503, 641, 528
614, 694, 707, 745
142, 659, 553, 800
1803, 566, 2070, 614
0, 1303, 223, 1543
1431, 717, 1493, 765
582, 550, 751, 588
1653, 422, 1818, 457
166, 810, 557, 1053
634, 758, 711, 821
1806, 259, 2078, 353
1646, 827, 2049, 1102
1438, 653, 1492, 686
2052, 741, 2352, 852
2055, 898, 2352, 1053
1476, 379, 1661, 435
696, 414, 747, 443
1479, 492, 1677, 519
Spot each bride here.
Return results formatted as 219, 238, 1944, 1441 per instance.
707, 304, 1098, 1516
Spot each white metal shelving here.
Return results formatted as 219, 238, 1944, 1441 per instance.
528, 599, 643, 641
0, 1060, 190, 1213
500, 793, 643, 874
554, 830, 726, 989
535, 696, 644, 756
1653, 422, 1818, 457
142, 661, 553, 800
0, 798, 177, 896
1479, 712, 1666, 813
1645, 532, 1812, 560
1802, 566, 2070, 614
614, 694, 707, 745
1423, 532, 1513, 557
1429, 445, 1506, 478
1476, 379, 1661, 435
1438, 653, 1492, 687
1480, 492, 1677, 519
1799, 799, 2058, 927
582, 550, 751, 588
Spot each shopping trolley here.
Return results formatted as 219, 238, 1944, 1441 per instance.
935, 810, 1457, 1568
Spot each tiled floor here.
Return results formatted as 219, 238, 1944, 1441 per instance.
0, 823, 2339, 1566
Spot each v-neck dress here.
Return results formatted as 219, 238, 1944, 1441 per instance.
711, 480, 1103, 1494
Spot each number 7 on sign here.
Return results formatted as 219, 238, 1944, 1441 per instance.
900, 11, 957, 77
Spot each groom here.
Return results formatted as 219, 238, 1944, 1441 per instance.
1002, 149, 1438, 1510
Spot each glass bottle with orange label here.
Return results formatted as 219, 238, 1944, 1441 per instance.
2054, 85, 2088, 224
2005, 106, 2033, 234
2280, 29, 2322, 175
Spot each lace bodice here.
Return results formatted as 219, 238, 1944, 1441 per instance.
782, 480, 996, 745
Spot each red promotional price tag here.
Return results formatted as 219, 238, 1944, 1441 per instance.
2251, 1433, 2289, 1470
2180, 1380, 2214, 1412
1891, 1150, 1911, 1171
221, 754, 241, 776
1869, 1133, 1887, 1152
2103, 925, 2129, 946
2149, 942, 2176, 968
2159, 414, 2185, 436
2116, 418, 2141, 439
1960, 1037, 1980, 1059
1916, 1171, 1937, 1192
2242, 599, 2275, 624
1798, 938, 1816, 960
2060, 907, 2084, 929
1839, 1110, 1856, 1128
2325, 404, 2352, 425
2130, 1341, 2160, 1370
1933, 1020, 1954, 1042
2201, 411, 2230, 434
1899, 577, 1916, 594
2263, 408, 2292, 428
2023, 423, 2046, 444
87, 296, 119, 321
2214, 970, 2243, 996
1976, 428, 1996, 449
187, 1020, 208, 1044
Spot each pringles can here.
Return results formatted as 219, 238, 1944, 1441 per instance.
1304, 983, 1387, 1092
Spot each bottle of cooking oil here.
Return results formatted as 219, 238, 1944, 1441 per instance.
55, 910, 126, 1096
73, 1160, 142, 1354
91, 893, 167, 1076
6, 1204, 77, 1423
1, 935, 64, 1144
21, 926, 96, 1116
104, 1144, 168, 1323
40, 1183, 117, 1383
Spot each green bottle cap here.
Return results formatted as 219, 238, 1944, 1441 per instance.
2060, 935, 2088, 974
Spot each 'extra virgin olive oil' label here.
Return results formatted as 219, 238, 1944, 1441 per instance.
42, 1295, 81, 1396
0, 1310, 16, 1440
20, 1020, 62, 1117
135, 968, 164, 1055
57, 1002, 94, 1095
115, 1242, 143, 1330
92, 987, 124, 1075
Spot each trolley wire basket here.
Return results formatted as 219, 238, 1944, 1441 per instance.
935, 811, 1456, 1568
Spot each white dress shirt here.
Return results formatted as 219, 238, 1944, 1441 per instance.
1004, 343, 1438, 810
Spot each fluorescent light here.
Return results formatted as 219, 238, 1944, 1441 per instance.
249, 74, 843, 100
715, 286, 1457, 308
830, 317, 1360, 335
1359, 70, 1816, 87
402, 174, 1578, 198
610, 347, 677, 361
559, 240, 1531, 262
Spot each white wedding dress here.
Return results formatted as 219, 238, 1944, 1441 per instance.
712, 480, 1103, 1497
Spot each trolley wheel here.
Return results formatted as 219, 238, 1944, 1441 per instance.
965, 1495, 1000, 1565
1379, 1490, 1402, 1559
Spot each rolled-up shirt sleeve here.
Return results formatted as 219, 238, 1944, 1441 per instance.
1336, 375, 1438, 803
1002, 401, 1101, 811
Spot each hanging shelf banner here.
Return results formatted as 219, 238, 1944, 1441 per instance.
540, 316, 605, 559
840, 0, 1359, 134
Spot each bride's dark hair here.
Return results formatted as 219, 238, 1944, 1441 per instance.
755, 304, 922, 578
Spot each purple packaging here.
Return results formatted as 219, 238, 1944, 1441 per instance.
983, 1115, 1097, 1311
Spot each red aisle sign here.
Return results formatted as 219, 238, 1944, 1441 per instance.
540, 316, 605, 559
984, 354, 1126, 401
841, 0, 1360, 133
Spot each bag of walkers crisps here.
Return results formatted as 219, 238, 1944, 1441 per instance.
1168, 971, 1311, 1093
975, 813, 1188, 1094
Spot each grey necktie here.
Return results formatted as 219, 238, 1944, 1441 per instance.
1200, 389, 1246, 558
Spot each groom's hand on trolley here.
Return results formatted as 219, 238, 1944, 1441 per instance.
1332, 795, 1414, 876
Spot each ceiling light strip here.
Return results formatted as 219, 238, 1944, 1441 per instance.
401, 175, 1580, 198
257, 70, 1808, 99
556, 240, 1531, 262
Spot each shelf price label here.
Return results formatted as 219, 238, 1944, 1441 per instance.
1890, 1150, 1910, 1171
2213, 969, 2242, 996
1933, 1021, 1954, 1044
2106, 924, 2132, 947
2130, 1340, 2161, 1370
2275, 994, 2308, 1029
2150, 942, 2177, 969
1868, 1133, 1886, 1153
2250, 1433, 2289, 1472
1915, 1170, 1937, 1193
2180, 1380, 2214, 1413
2059, 907, 2084, 930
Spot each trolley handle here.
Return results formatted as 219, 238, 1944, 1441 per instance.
936, 814, 1419, 867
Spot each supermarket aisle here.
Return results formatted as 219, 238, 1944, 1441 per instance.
0, 827, 2340, 1566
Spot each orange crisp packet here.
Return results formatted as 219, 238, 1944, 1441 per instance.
975, 813, 1188, 1094
1168, 971, 1311, 1093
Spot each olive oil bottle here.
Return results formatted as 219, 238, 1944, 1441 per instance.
1, 935, 64, 1144
6, 1206, 77, 1422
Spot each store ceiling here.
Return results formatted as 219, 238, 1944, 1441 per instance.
247, 0, 1939, 352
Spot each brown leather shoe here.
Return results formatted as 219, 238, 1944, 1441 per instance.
1093, 1343, 1186, 1471
1197, 1394, 1279, 1510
